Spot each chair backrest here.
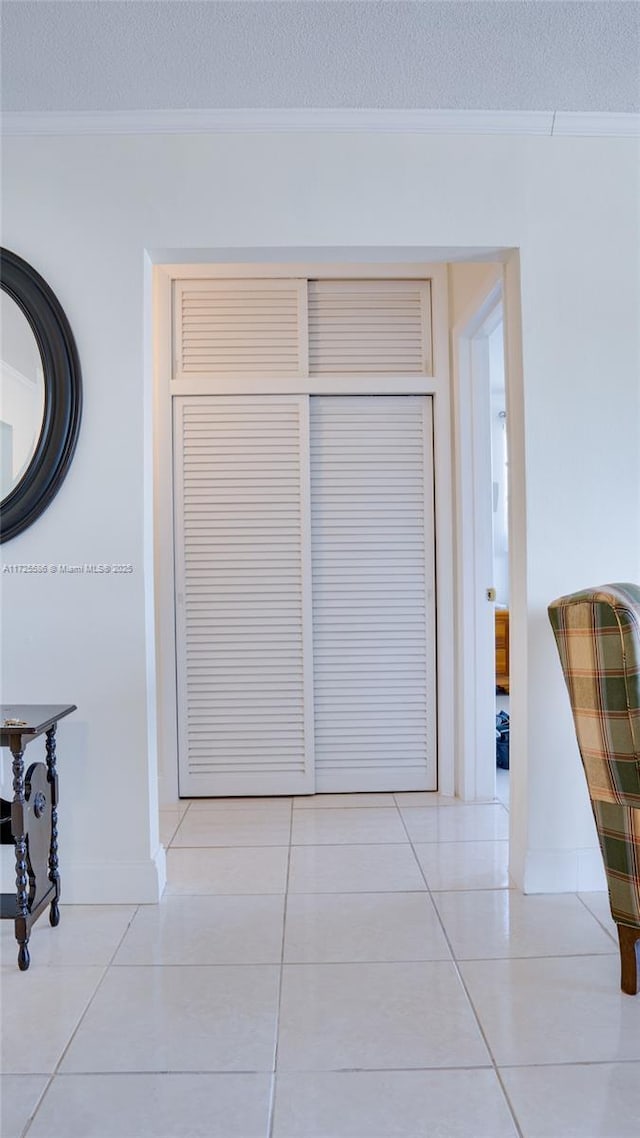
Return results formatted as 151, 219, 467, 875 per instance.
548, 583, 640, 808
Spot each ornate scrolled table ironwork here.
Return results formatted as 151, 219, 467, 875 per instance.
0, 704, 76, 970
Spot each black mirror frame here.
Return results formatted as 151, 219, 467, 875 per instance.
0, 248, 82, 543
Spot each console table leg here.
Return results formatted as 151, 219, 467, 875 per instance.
45, 725, 61, 926
11, 742, 31, 970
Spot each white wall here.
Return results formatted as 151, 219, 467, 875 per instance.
1, 131, 638, 899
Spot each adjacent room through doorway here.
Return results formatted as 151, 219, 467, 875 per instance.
488, 313, 510, 808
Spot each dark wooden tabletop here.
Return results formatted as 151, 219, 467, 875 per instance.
0, 705, 77, 744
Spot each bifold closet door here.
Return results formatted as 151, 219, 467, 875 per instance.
174, 395, 315, 797
310, 396, 437, 792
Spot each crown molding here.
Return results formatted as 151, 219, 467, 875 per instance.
552, 111, 640, 137
2, 107, 638, 138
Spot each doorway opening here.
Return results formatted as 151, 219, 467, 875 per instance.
452, 278, 512, 808
152, 251, 525, 885
487, 314, 510, 808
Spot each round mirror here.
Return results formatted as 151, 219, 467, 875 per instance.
1, 291, 46, 499
0, 249, 82, 542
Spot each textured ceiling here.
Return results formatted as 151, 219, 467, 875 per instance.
1, 1, 639, 115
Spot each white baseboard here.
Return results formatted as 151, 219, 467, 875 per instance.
60, 844, 167, 904
522, 846, 607, 894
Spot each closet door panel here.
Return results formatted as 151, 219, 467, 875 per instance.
310, 395, 436, 792
174, 395, 314, 796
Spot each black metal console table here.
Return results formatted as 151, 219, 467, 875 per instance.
0, 704, 76, 970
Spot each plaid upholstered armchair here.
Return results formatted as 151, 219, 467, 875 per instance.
548, 584, 640, 995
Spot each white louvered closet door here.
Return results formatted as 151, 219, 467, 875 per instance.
174, 396, 315, 797
310, 396, 436, 792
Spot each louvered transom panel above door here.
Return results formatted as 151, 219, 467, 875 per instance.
174, 395, 315, 796
174, 279, 306, 378
310, 395, 436, 792
308, 279, 432, 375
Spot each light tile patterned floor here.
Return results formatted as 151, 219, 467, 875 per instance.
2, 791, 638, 1138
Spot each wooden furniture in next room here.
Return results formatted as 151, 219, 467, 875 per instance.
495, 607, 510, 693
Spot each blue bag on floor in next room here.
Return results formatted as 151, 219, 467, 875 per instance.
496, 711, 510, 769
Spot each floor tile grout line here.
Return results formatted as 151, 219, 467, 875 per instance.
16, 1068, 279, 1076
94, 945, 619, 969
575, 892, 618, 945
17, 1077, 53, 1138
11, 1055, 640, 1080
20, 902, 142, 1137
395, 804, 526, 1138
163, 814, 186, 846
266, 796, 294, 1138
169, 838, 512, 849
492, 1056, 640, 1069
168, 799, 195, 845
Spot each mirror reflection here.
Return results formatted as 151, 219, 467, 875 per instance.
0, 291, 46, 500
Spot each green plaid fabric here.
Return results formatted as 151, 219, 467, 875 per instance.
548, 583, 640, 928
591, 800, 640, 926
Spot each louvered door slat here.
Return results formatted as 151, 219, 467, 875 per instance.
174, 395, 315, 796
310, 395, 436, 792
174, 280, 305, 378
308, 280, 432, 375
